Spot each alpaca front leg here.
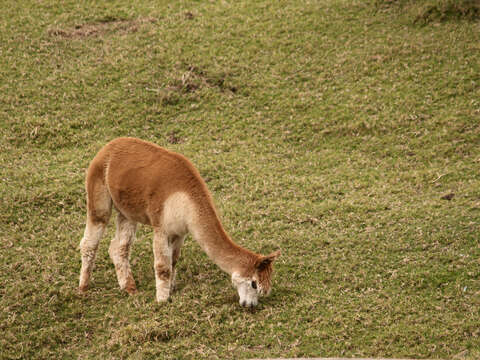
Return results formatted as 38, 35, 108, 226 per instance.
153, 228, 172, 302
170, 235, 185, 292
155, 262, 172, 302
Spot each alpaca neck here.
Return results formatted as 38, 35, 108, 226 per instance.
188, 208, 256, 275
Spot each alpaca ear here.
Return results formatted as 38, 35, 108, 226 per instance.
256, 250, 281, 270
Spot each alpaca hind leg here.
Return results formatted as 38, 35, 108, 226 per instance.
79, 181, 111, 292
109, 212, 137, 294
153, 228, 173, 302
79, 219, 107, 292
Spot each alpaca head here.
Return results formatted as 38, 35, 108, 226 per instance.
231, 250, 280, 307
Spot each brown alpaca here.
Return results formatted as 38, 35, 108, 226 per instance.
78, 137, 280, 307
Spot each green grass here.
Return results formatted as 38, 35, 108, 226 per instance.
1, 0, 479, 359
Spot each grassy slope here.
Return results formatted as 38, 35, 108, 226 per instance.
0, 0, 479, 359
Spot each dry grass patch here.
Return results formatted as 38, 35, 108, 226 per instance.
414, 0, 480, 23
375, 0, 480, 23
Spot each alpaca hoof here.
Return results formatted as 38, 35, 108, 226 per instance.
125, 286, 137, 295
78, 285, 88, 293
125, 278, 137, 295
156, 290, 170, 302
156, 295, 170, 302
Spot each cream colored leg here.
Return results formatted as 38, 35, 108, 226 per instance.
79, 219, 106, 292
109, 213, 137, 294
170, 235, 185, 291
153, 228, 173, 302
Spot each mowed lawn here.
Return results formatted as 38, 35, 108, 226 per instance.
0, 0, 479, 359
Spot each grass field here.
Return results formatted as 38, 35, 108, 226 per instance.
1, 0, 479, 359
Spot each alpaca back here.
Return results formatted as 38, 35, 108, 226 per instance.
87, 137, 216, 228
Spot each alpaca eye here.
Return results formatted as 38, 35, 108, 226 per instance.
251, 281, 257, 289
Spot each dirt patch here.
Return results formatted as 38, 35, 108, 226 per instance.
184, 11, 195, 20
47, 16, 157, 39
149, 64, 238, 106
441, 192, 455, 201
167, 131, 184, 144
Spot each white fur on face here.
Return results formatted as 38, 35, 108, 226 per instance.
232, 272, 258, 307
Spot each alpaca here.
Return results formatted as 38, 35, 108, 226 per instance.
78, 137, 280, 307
